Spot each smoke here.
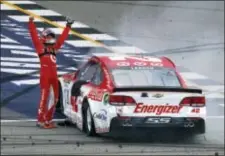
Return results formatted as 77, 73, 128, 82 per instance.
107, 1, 224, 82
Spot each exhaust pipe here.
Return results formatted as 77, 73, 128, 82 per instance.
184, 122, 189, 127
184, 122, 195, 128
189, 122, 195, 127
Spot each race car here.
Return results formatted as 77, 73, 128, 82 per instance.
54, 53, 206, 136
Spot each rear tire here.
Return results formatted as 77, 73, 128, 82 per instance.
84, 103, 96, 136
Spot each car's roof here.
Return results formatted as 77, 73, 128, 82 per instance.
91, 53, 176, 69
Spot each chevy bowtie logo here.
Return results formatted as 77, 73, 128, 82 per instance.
152, 93, 164, 98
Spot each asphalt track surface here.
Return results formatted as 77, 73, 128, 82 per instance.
1, 1, 224, 155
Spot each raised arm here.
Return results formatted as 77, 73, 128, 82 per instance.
28, 17, 42, 53
55, 17, 74, 50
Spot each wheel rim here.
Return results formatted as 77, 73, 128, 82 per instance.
86, 107, 92, 132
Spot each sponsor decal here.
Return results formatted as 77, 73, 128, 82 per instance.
103, 93, 109, 105
93, 109, 107, 121
133, 62, 147, 66
152, 93, 164, 98
108, 56, 162, 62
134, 103, 183, 115
50, 54, 57, 63
88, 89, 105, 101
115, 62, 163, 67
116, 62, 130, 66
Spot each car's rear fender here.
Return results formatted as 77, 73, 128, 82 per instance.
87, 94, 118, 133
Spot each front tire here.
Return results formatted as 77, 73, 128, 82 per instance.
84, 104, 96, 136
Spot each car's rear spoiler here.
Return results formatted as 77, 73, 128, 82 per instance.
112, 86, 202, 94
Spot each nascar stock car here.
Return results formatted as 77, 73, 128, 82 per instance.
53, 53, 206, 136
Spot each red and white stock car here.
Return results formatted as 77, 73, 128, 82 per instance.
55, 53, 206, 136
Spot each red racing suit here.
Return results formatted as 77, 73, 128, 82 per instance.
28, 20, 71, 123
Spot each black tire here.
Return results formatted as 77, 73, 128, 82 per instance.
84, 103, 96, 136
56, 82, 64, 114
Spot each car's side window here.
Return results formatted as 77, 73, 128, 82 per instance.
76, 63, 91, 80
79, 62, 98, 81
91, 65, 103, 85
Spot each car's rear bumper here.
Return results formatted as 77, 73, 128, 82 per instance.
109, 116, 205, 134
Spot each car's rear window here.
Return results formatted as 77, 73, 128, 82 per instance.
110, 67, 181, 87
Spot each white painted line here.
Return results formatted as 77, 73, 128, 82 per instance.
64, 54, 89, 58
83, 34, 118, 40
179, 72, 208, 80
39, 21, 89, 28
0, 118, 65, 123
11, 79, 39, 85
8, 27, 28, 32
1, 57, 39, 62
110, 46, 147, 53
15, 32, 30, 36
0, 19, 10, 23
1, 23, 17, 27
219, 104, 224, 107
206, 116, 224, 119
1, 61, 62, 68
66, 40, 101, 47
1, 68, 36, 74
25, 37, 32, 39
26, 9, 62, 16
16, 20, 88, 28
64, 67, 77, 70
1, 38, 19, 44
32, 71, 69, 77
60, 49, 79, 53
1, 34, 20, 43
11, 50, 37, 57
8, 15, 42, 22
1, 44, 32, 50
1, 4, 16, 10
73, 58, 87, 62
68, 21, 90, 28
37, 27, 72, 35
6, 1, 36, 4
1, 62, 40, 68
11, 49, 35, 54
37, 29, 118, 40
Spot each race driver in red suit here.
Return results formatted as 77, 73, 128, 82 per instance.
28, 16, 74, 129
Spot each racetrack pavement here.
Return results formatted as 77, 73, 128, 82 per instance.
1, 121, 224, 155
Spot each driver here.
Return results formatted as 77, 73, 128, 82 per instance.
28, 16, 74, 129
